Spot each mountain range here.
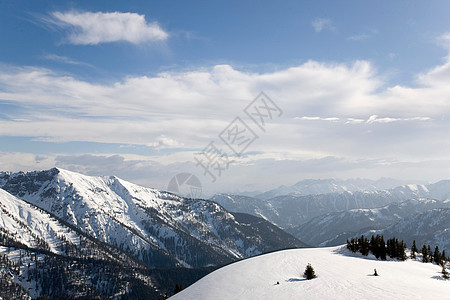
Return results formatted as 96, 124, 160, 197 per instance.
293, 199, 450, 247
211, 180, 450, 252
2, 168, 449, 298
254, 178, 414, 200
0, 168, 306, 299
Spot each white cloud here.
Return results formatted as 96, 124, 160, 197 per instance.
346, 118, 365, 124
147, 135, 184, 149
297, 115, 430, 124
41, 53, 92, 67
3, 151, 450, 195
296, 116, 340, 122
366, 115, 431, 124
366, 115, 397, 124
2, 56, 450, 189
437, 32, 450, 51
45, 11, 168, 45
312, 18, 335, 32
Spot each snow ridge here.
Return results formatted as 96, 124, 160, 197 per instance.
172, 246, 450, 300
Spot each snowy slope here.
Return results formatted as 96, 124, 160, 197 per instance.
171, 246, 450, 300
0, 186, 164, 298
209, 194, 279, 224
0, 188, 80, 253
0, 168, 305, 268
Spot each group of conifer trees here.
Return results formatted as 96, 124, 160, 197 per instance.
347, 235, 449, 279
409, 240, 448, 266
346, 234, 407, 261
409, 240, 449, 279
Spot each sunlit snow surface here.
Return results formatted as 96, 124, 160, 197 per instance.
0, 188, 80, 253
171, 246, 450, 300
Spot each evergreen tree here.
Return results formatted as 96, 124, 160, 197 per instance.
370, 235, 376, 254
410, 240, 418, 259
380, 236, 386, 260
347, 238, 359, 253
360, 236, 370, 256
386, 238, 397, 259
399, 241, 407, 261
304, 263, 316, 280
371, 235, 380, 259
434, 246, 441, 265
421, 245, 428, 263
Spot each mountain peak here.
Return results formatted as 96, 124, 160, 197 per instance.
0, 167, 307, 270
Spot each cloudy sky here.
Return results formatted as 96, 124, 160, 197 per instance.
1, 0, 450, 195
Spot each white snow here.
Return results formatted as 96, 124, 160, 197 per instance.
1, 168, 268, 266
0, 188, 80, 252
171, 246, 450, 300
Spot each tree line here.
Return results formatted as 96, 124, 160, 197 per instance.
347, 235, 448, 264
347, 235, 407, 260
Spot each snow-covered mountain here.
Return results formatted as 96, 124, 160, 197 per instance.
0, 168, 305, 268
0, 168, 308, 299
256, 178, 413, 200
291, 198, 450, 247
0, 188, 81, 253
171, 246, 450, 300
212, 181, 450, 229
209, 194, 279, 223
212, 189, 413, 229
0, 187, 162, 298
211, 182, 450, 255
367, 208, 450, 253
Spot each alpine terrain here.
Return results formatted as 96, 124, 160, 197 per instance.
211, 181, 450, 252
0, 168, 306, 299
171, 245, 450, 299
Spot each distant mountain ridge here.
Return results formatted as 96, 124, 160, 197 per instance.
212, 180, 450, 228
291, 198, 450, 247
255, 178, 414, 200
365, 208, 450, 253
211, 180, 450, 254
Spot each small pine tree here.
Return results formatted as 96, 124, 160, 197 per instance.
304, 263, 316, 280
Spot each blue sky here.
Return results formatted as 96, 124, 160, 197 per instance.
1, 0, 450, 194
